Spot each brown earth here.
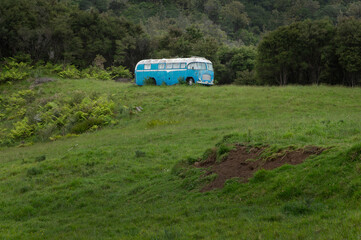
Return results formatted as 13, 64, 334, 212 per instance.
195, 145, 324, 192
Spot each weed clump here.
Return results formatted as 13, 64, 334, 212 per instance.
135, 150, 146, 158
26, 167, 42, 177
346, 143, 361, 162
35, 155, 46, 162
282, 200, 313, 215
216, 144, 234, 163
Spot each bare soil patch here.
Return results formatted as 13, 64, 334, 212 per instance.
195, 145, 324, 192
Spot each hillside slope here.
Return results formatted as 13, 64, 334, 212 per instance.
0, 79, 361, 239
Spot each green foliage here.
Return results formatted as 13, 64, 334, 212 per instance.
216, 144, 234, 163
108, 65, 132, 79
216, 46, 257, 84
0, 58, 32, 83
0, 88, 127, 145
71, 118, 104, 134
234, 70, 257, 85
58, 65, 81, 79
10, 117, 34, 140
335, 17, 361, 86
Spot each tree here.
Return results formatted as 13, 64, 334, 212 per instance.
335, 17, 361, 86
220, 1, 249, 37
257, 19, 335, 85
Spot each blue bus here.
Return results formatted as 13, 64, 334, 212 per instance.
135, 57, 214, 86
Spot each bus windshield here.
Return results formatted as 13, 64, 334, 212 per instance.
207, 63, 213, 71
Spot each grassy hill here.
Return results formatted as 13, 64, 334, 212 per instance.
0, 79, 361, 239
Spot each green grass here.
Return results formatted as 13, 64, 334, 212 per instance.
1, 79, 361, 239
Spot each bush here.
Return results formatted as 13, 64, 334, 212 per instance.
81, 67, 112, 80
71, 118, 104, 134
10, 117, 34, 140
234, 70, 257, 85
0, 58, 32, 83
58, 65, 81, 79
109, 65, 132, 79
0, 89, 126, 145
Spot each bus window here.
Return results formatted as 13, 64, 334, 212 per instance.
198, 63, 206, 70
173, 63, 180, 69
180, 63, 186, 68
188, 63, 196, 69
144, 64, 151, 70
159, 63, 165, 69
188, 62, 207, 70
166, 63, 172, 69
207, 63, 213, 71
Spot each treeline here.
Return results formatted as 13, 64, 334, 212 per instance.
257, 18, 361, 86
0, 0, 149, 70
0, 0, 361, 86
74, 0, 361, 45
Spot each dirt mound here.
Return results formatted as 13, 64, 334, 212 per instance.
195, 145, 324, 192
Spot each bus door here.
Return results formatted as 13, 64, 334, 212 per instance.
187, 62, 199, 81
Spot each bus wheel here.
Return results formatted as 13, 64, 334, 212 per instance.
186, 78, 194, 86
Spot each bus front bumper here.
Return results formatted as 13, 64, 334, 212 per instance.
197, 79, 214, 85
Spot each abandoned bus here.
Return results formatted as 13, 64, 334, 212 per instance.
135, 57, 214, 86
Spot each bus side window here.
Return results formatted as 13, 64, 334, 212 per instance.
187, 63, 196, 69
173, 63, 180, 69
166, 63, 172, 69
159, 63, 165, 69
144, 64, 151, 70
180, 63, 186, 68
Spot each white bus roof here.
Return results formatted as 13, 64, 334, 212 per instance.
136, 57, 212, 67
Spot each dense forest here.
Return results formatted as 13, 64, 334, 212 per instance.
0, 0, 361, 85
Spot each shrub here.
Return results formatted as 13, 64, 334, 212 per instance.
10, 117, 34, 140
0, 90, 125, 145
109, 65, 132, 79
71, 118, 104, 134
234, 70, 257, 85
93, 55, 106, 69
0, 58, 32, 83
58, 65, 81, 79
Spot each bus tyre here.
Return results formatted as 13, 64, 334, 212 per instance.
187, 78, 194, 86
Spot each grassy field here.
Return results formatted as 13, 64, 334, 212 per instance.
1, 79, 361, 239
